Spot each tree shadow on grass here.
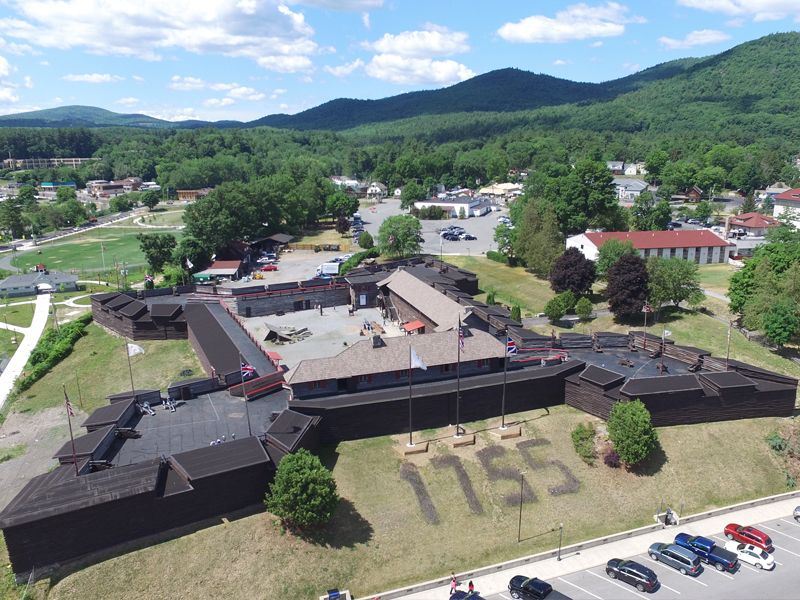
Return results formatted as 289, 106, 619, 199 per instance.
301, 498, 374, 549
317, 445, 341, 471
629, 441, 667, 477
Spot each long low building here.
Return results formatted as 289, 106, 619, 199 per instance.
566, 230, 734, 264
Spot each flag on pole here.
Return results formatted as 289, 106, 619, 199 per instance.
185, 257, 194, 269
64, 389, 75, 418
240, 361, 256, 378
458, 325, 465, 350
642, 303, 653, 313
506, 336, 518, 355
410, 347, 428, 370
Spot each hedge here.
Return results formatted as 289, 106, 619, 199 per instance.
16, 313, 93, 393
486, 250, 507, 264
339, 248, 380, 276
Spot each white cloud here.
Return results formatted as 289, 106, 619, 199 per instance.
62, 73, 124, 83
39, 60, 49, 66
590, 40, 604, 47
0, 37, 33, 55
294, 0, 383, 9
203, 97, 235, 107
228, 86, 265, 100
270, 88, 287, 99
0, 87, 19, 103
365, 25, 469, 58
132, 74, 145, 82
324, 58, 365, 77
362, 12, 370, 29
364, 54, 474, 85
553, 59, 572, 66
23, 75, 33, 88
53, 96, 62, 103
141, 107, 198, 121
677, 0, 800, 21
115, 97, 140, 106
169, 75, 206, 91
498, 2, 645, 43
0, 1, 321, 72
0, 56, 10, 77
171, 76, 265, 101
659, 29, 731, 49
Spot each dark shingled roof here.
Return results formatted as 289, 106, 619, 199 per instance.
0, 459, 162, 528
265, 410, 319, 454
169, 436, 270, 481
107, 389, 159, 401
620, 374, 702, 396
53, 425, 116, 461
150, 303, 182, 319
699, 371, 756, 390
579, 365, 626, 389
184, 303, 240, 374
91, 292, 120, 304
81, 398, 135, 429
117, 299, 147, 318
105, 294, 136, 310
267, 281, 299, 292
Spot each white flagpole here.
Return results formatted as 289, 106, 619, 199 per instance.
455, 318, 462, 437
408, 345, 414, 447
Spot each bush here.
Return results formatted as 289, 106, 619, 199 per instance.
571, 422, 596, 465
607, 399, 658, 466
339, 248, 380, 275
575, 296, 593, 320
357, 230, 374, 249
557, 290, 577, 312
265, 449, 339, 530
485, 289, 496, 305
17, 313, 93, 392
767, 431, 788, 453
603, 447, 621, 468
544, 296, 565, 323
510, 304, 521, 322
486, 250, 507, 264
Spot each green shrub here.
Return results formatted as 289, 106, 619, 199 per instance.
571, 422, 596, 465
357, 230, 374, 249
608, 399, 658, 466
766, 431, 787, 453
575, 297, 593, 320
510, 304, 521, 322
339, 248, 380, 275
486, 250, 507, 264
544, 297, 565, 322
486, 289, 496, 305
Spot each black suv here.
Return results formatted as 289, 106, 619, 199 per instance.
508, 575, 553, 599
605, 559, 658, 593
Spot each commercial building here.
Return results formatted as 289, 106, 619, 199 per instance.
566, 230, 734, 265
772, 187, 800, 228
0, 272, 78, 297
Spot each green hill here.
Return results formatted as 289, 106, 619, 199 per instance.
0, 105, 177, 128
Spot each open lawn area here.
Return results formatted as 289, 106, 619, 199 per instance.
2, 301, 34, 329
697, 263, 737, 296
446, 256, 556, 316
0, 329, 22, 358
8, 323, 203, 416
294, 225, 353, 250
41, 406, 787, 600
137, 208, 186, 227
12, 227, 183, 275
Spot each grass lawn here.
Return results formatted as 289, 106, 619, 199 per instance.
0, 443, 26, 464
295, 227, 353, 249
697, 264, 737, 296
138, 208, 186, 227
8, 323, 203, 416
446, 256, 556, 316
11, 227, 183, 274
44, 406, 787, 600
0, 329, 23, 358
2, 301, 34, 328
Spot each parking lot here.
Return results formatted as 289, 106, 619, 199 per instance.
483, 515, 800, 600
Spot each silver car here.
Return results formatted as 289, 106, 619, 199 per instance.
794, 506, 800, 522
648, 543, 702, 576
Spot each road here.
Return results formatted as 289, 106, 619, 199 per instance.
0, 293, 51, 410
391, 495, 800, 600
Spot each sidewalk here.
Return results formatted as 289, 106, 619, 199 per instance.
381, 493, 800, 600
0, 293, 50, 410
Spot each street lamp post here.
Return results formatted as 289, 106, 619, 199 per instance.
557, 523, 564, 561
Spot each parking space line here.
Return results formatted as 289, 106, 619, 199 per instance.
586, 570, 648, 600
702, 565, 735, 580
737, 562, 763, 573
762, 524, 800, 544
499, 594, 511, 600
780, 519, 800, 528
643, 558, 707, 587
557, 576, 604, 600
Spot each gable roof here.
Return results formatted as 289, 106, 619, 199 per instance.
378, 269, 468, 332
729, 212, 780, 229
612, 178, 648, 192
288, 328, 504, 385
774, 188, 800, 204
0, 271, 78, 290
584, 230, 731, 250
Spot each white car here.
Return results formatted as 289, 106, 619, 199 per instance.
724, 541, 775, 570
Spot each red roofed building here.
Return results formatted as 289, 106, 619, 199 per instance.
773, 188, 800, 228
567, 230, 734, 265
728, 212, 780, 236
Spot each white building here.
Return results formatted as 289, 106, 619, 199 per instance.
612, 178, 648, 203
366, 182, 388, 200
414, 196, 492, 218
773, 187, 800, 228
566, 230, 734, 265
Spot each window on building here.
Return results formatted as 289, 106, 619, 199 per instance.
475, 359, 488, 368
694, 247, 702, 263
395, 369, 409, 378
669, 248, 676, 258
358, 374, 372, 383
440, 364, 453, 373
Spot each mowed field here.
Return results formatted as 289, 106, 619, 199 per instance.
40, 405, 788, 600
12, 225, 183, 274
697, 263, 737, 296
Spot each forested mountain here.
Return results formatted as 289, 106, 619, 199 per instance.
0, 106, 174, 128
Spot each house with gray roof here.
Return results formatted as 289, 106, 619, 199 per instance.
288, 327, 505, 398
0, 271, 78, 298
612, 177, 649, 203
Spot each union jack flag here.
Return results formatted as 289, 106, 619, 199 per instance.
144, 274, 154, 283
506, 336, 518, 355
240, 361, 256, 378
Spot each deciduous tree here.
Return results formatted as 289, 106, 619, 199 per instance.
762, 299, 800, 347
140, 190, 161, 212
136, 233, 177, 274
607, 399, 658, 466
606, 254, 649, 320
575, 297, 593, 321
596, 238, 637, 279
550, 247, 596, 296
265, 449, 339, 531
377, 214, 421, 258
646, 257, 705, 310
630, 192, 672, 231
357, 230, 374, 249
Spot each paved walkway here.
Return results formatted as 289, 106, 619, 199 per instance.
703, 288, 730, 303
390, 495, 800, 600
0, 294, 51, 411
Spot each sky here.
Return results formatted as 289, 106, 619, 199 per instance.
0, 0, 798, 122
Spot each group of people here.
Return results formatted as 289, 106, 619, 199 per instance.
450, 573, 475, 595
209, 433, 236, 446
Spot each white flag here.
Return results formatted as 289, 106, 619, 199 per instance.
185, 257, 194, 269
127, 343, 144, 357
410, 347, 427, 370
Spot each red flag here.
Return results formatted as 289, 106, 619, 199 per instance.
64, 390, 75, 418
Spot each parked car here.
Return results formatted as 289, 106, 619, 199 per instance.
460, 233, 477, 241
674, 533, 738, 572
668, 221, 683, 228
260, 264, 278, 272
687, 218, 701, 225
442, 233, 460, 241
794, 506, 800, 522
724, 524, 774, 552
724, 541, 775, 570
451, 592, 485, 600
508, 575, 553, 599
648, 543, 702, 576
605, 559, 658, 593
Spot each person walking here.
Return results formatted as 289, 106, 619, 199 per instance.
449, 573, 457, 595
468, 580, 474, 593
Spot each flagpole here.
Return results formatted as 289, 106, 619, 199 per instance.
455, 318, 462, 438
725, 319, 732, 370
643, 301, 648, 350
501, 332, 508, 430
124, 337, 136, 397
239, 352, 253, 437
63, 385, 79, 477
408, 346, 414, 447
